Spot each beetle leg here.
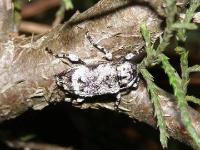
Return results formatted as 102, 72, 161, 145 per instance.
114, 93, 121, 110
132, 77, 140, 88
65, 97, 84, 104
45, 47, 86, 64
86, 32, 112, 61
65, 97, 72, 102
76, 98, 85, 103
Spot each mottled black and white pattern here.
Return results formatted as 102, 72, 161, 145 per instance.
46, 32, 145, 110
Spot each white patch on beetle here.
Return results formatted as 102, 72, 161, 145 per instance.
125, 53, 135, 60
68, 53, 79, 62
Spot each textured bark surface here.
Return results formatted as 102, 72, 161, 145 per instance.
0, 0, 199, 149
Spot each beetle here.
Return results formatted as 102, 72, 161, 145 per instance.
46, 32, 145, 109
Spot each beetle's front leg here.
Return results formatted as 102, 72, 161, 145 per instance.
45, 47, 85, 64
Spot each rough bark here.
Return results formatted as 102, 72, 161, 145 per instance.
0, 0, 199, 149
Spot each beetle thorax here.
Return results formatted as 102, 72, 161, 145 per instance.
116, 62, 137, 88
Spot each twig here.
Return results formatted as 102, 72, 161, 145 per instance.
19, 21, 52, 34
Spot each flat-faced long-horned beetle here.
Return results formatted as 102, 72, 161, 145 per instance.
46, 32, 145, 110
